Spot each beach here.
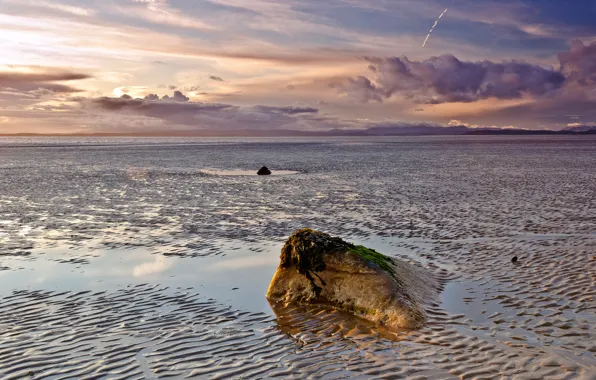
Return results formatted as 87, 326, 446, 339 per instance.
0, 136, 595, 379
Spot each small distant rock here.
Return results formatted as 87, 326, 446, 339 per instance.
257, 166, 272, 175
511, 256, 518, 264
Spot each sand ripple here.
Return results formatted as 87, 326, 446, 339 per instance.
0, 282, 593, 379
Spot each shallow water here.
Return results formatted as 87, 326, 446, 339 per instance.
200, 169, 301, 176
0, 136, 595, 379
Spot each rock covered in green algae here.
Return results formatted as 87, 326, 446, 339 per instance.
266, 229, 438, 329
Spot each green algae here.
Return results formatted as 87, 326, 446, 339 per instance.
347, 245, 394, 275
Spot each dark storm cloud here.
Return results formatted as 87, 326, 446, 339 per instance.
209, 75, 224, 82
345, 54, 565, 104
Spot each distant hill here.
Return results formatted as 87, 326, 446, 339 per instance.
562, 125, 596, 133
465, 126, 596, 135
322, 124, 596, 136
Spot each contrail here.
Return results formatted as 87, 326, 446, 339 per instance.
422, 8, 448, 47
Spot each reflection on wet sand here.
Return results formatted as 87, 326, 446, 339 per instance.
270, 300, 410, 343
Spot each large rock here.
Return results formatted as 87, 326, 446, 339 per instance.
266, 229, 438, 329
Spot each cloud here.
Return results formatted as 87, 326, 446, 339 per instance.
98, 71, 134, 83
2, 0, 95, 17
344, 40, 596, 107
0, 71, 90, 83
158, 90, 189, 102
128, 0, 217, 31
209, 75, 224, 82
251, 105, 318, 115
558, 40, 596, 87
0, 68, 92, 95
78, 91, 333, 131
90, 92, 227, 113
0, 68, 92, 111
344, 54, 565, 104
448, 119, 469, 127
343, 76, 383, 103
171, 90, 189, 102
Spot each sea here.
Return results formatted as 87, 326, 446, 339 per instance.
0, 136, 595, 379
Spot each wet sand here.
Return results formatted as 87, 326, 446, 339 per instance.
0, 136, 594, 379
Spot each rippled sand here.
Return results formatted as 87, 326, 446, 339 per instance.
0, 136, 594, 379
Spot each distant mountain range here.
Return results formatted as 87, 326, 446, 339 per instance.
3, 125, 595, 137
325, 124, 596, 136
561, 125, 596, 133
464, 126, 596, 136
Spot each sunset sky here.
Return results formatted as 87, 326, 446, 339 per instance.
1, 0, 595, 134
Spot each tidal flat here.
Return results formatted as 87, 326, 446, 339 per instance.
0, 136, 595, 379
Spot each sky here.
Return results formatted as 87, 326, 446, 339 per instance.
0, 0, 595, 134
